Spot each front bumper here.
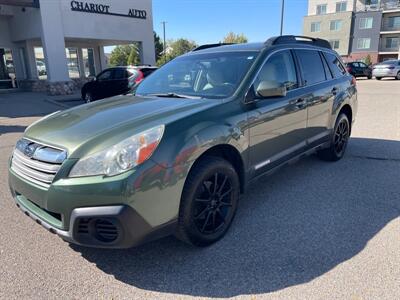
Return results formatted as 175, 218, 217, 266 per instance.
8, 158, 184, 248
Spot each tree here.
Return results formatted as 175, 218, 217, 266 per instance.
223, 32, 248, 44
364, 54, 372, 66
154, 31, 164, 62
109, 44, 140, 66
157, 38, 197, 66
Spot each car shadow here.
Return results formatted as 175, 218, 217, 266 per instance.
0, 125, 27, 136
71, 137, 400, 298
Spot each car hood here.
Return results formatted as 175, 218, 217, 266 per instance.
24, 95, 218, 157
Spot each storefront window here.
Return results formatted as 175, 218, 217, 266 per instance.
82, 48, 96, 77
66, 48, 80, 78
0, 48, 17, 89
34, 47, 47, 80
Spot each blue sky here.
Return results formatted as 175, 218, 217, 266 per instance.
152, 0, 308, 44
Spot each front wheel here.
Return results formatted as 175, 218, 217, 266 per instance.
317, 113, 350, 162
376, 77, 382, 80
396, 72, 400, 80
84, 92, 93, 103
176, 156, 240, 247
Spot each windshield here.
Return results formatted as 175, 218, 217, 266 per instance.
136, 51, 259, 99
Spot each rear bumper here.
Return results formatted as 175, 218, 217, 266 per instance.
11, 189, 176, 248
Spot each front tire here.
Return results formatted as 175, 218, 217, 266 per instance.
396, 72, 400, 80
176, 156, 240, 247
376, 77, 382, 80
84, 92, 93, 103
318, 113, 350, 162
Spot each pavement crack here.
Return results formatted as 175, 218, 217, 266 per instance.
349, 155, 400, 163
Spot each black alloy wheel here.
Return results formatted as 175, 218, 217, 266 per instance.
317, 113, 350, 161
192, 172, 234, 235
333, 117, 350, 157
176, 156, 239, 246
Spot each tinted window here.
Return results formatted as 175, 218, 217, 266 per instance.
295, 50, 326, 85
324, 52, 346, 78
320, 53, 333, 80
141, 68, 157, 77
97, 70, 112, 81
254, 51, 298, 93
113, 68, 128, 79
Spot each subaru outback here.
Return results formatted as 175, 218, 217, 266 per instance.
8, 36, 357, 248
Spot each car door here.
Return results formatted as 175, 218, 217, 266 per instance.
294, 49, 336, 146
95, 69, 114, 99
111, 68, 130, 96
247, 50, 308, 175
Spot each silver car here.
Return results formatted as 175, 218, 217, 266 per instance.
372, 60, 400, 80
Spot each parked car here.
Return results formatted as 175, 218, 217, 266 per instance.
372, 60, 400, 80
9, 35, 357, 248
81, 66, 158, 102
345, 62, 372, 79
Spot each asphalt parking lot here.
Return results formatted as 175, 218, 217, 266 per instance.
0, 80, 399, 300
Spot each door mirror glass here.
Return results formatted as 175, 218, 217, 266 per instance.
256, 80, 287, 98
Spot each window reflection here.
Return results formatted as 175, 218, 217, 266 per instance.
82, 48, 96, 77
34, 47, 47, 80
66, 48, 80, 78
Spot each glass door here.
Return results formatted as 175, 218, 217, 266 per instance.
0, 48, 17, 89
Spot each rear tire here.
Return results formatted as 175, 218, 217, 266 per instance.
396, 72, 400, 80
376, 77, 382, 80
176, 156, 240, 247
317, 113, 350, 162
367, 74, 372, 80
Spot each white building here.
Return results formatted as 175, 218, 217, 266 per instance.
0, 0, 155, 94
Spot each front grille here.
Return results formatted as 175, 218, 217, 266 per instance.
11, 139, 67, 189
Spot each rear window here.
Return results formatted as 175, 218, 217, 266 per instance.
295, 50, 326, 85
324, 52, 346, 78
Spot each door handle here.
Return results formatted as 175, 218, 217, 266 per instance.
332, 87, 338, 95
290, 98, 306, 108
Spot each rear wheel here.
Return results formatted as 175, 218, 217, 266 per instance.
396, 72, 400, 80
317, 113, 350, 162
367, 74, 372, 80
376, 77, 382, 80
176, 156, 240, 247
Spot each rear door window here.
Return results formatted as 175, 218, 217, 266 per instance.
295, 50, 326, 85
324, 52, 346, 78
113, 68, 128, 79
320, 52, 333, 80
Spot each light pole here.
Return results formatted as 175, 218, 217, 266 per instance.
161, 21, 167, 64
280, 0, 285, 36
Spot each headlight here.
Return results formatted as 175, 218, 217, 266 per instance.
69, 125, 164, 177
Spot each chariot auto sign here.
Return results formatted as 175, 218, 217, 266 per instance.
70, 1, 147, 19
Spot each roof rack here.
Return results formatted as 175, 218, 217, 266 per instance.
265, 35, 332, 50
192, 43, 235, 51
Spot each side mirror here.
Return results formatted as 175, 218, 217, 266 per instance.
256, 80, 287, 98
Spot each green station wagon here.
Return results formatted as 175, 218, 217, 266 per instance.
8, 36, 357, 248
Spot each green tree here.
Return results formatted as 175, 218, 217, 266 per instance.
109, 44, 140, 66
157, 38, 197, 66
364, 54, 372, 66
154, 31, 164, 62
223, 32, 248, 44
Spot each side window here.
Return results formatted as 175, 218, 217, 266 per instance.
254, 50, 298, 94
97, 70, 113, 81
320, 52, 333, 80
113, 68, 128, 79
324, 52, 346, 78
295, 50, 326, 85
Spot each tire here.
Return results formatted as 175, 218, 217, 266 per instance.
176, 156, 240, 247
367, 74, 372, 80
84, 92, 93, 103
317, 113, 350, 162
396, 72, 400, 80
376, 77, 382, 80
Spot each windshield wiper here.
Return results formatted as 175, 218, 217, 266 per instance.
147, 93, 203, 99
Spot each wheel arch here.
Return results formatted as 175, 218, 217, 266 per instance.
189, 144, 246, 194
